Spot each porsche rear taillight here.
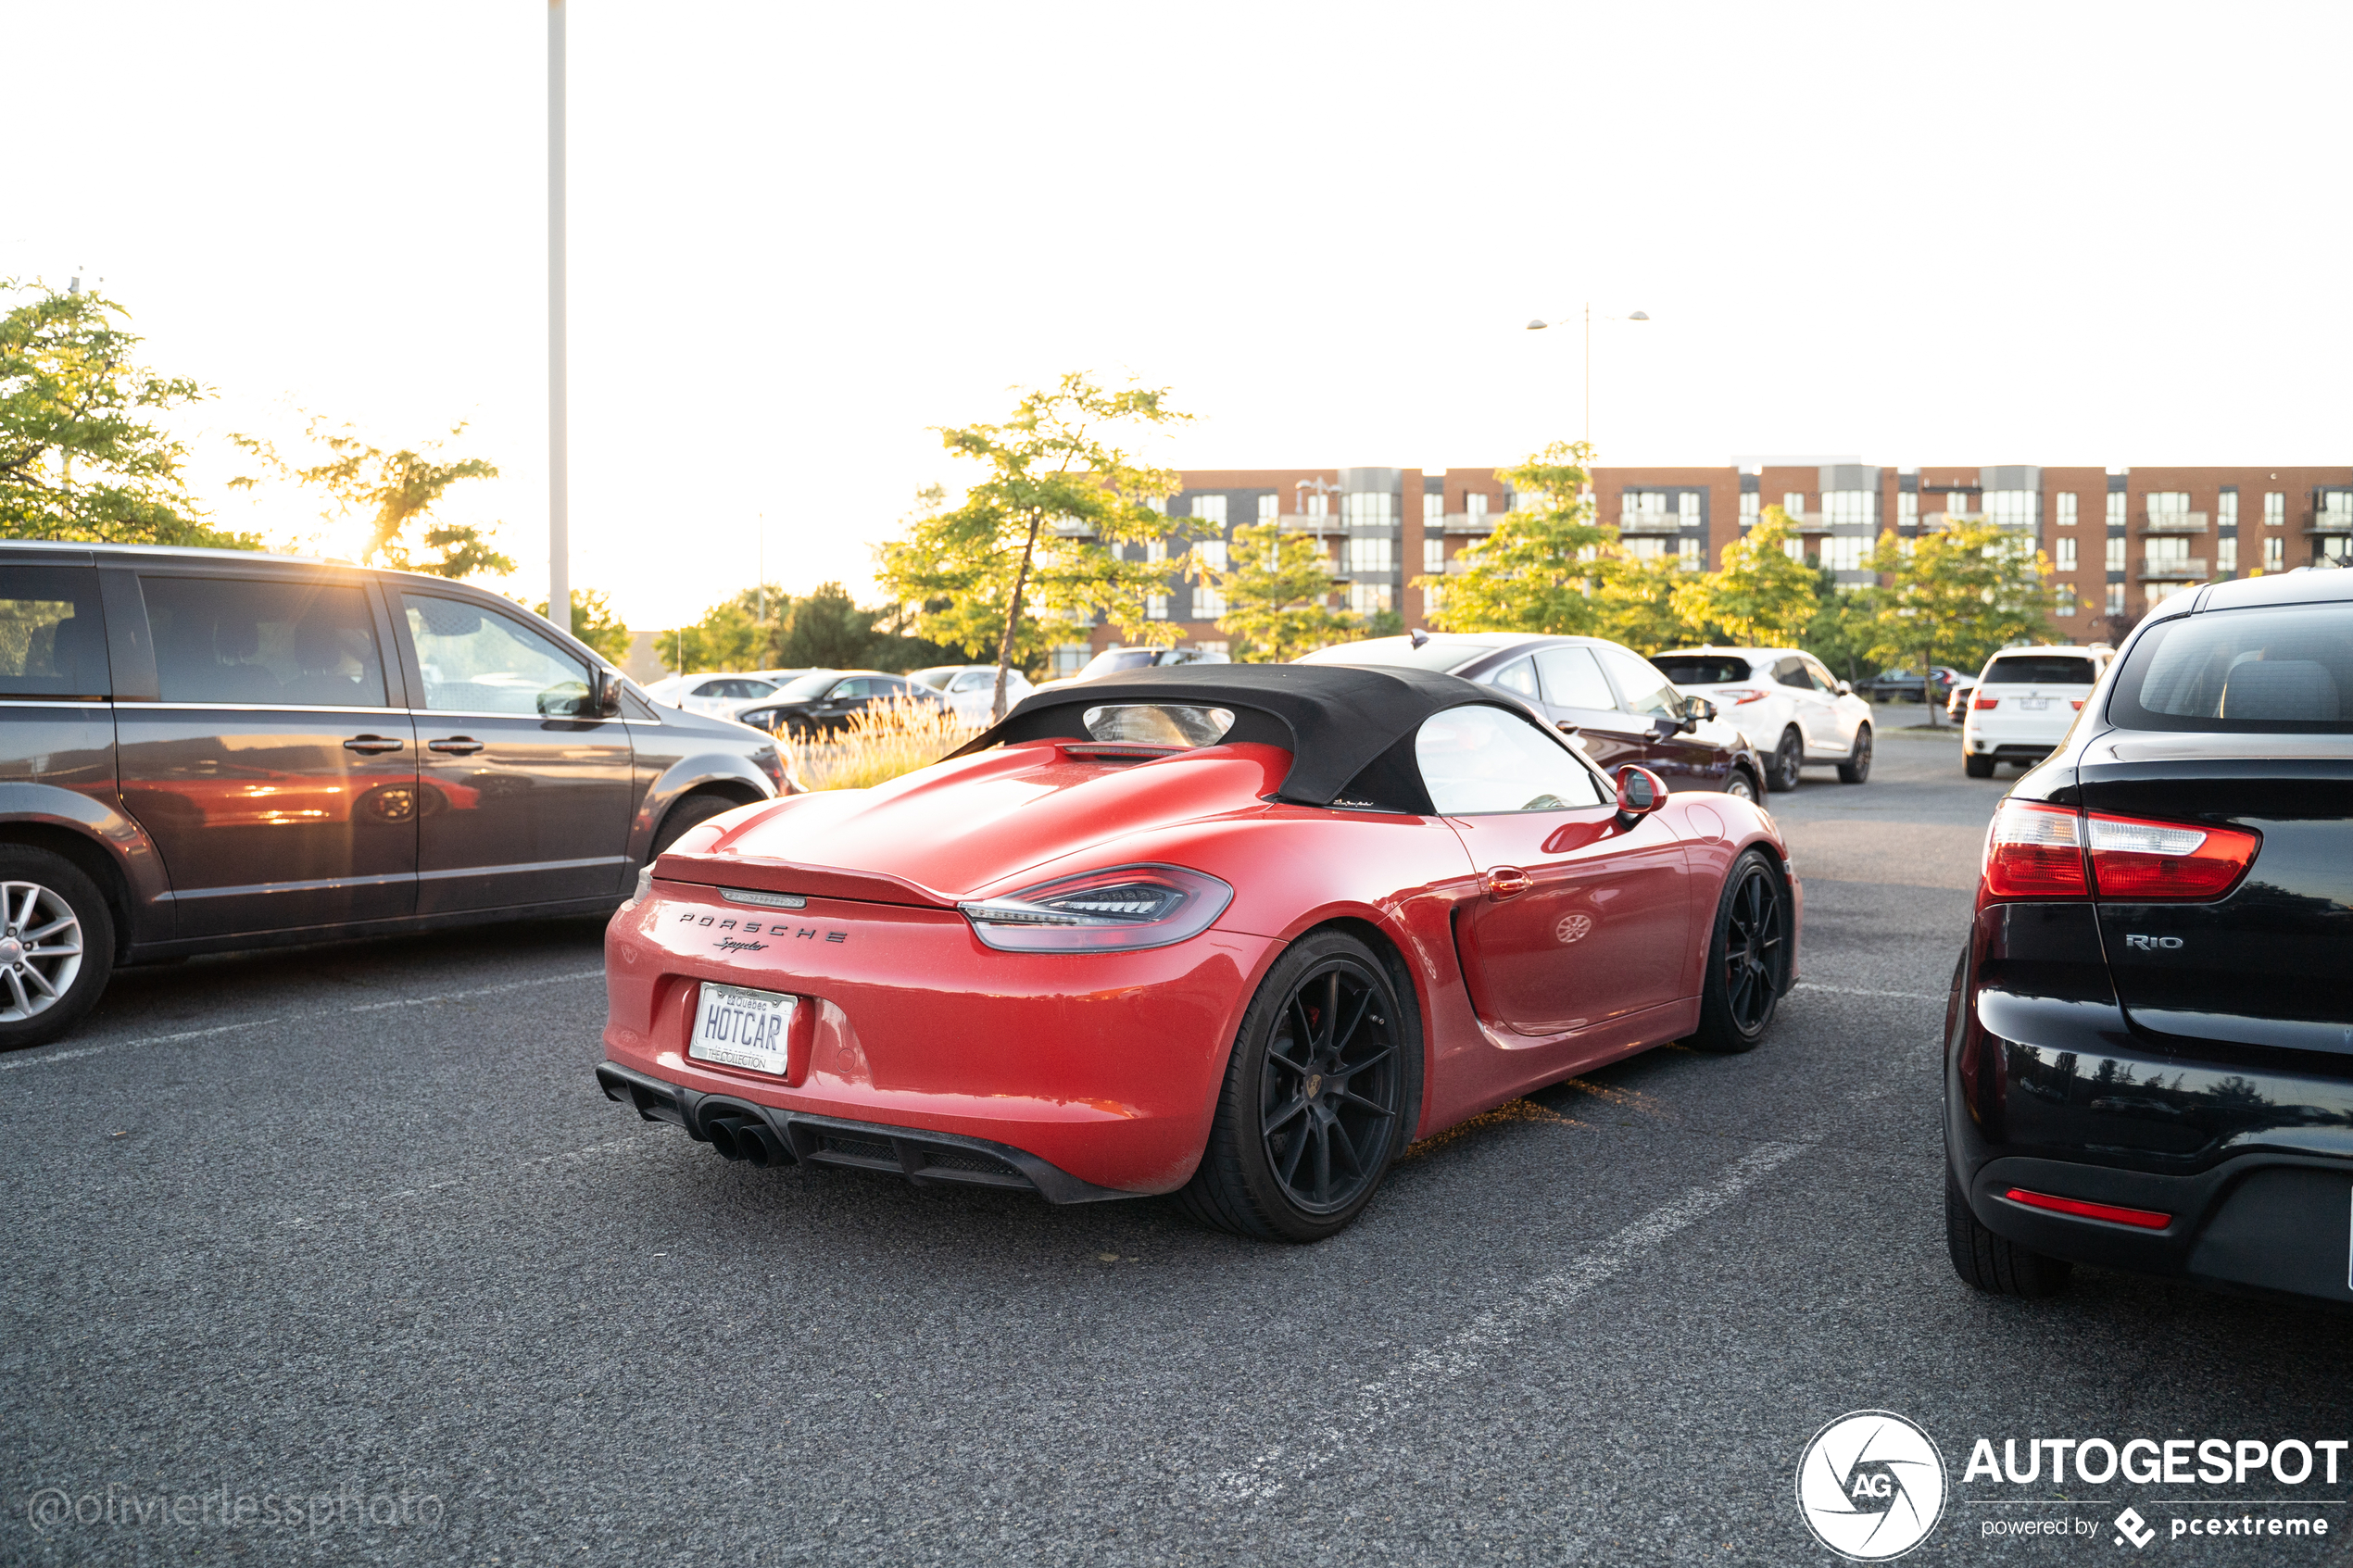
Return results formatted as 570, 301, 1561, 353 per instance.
1981, 801, 2260, 904
958, 864, 1233, 953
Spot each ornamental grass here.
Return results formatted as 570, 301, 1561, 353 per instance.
775, 698, 981, 791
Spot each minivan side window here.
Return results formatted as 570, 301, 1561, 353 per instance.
403, 594, 591, 716
0, 567, 107, 698
143, 576, 387, 707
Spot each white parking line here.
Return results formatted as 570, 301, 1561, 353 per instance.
1794, 982, 1944, 1001
1214, 1138, 1816, 1499
0, 969, 606, 1073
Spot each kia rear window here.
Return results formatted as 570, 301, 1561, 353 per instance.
2109, 604, 2353, 733
1651, 656, 1751, 686
1981, 655, 2097, 685
0, 567, 106, 698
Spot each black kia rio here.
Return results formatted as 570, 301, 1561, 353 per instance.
1944, 566, 2353, 1306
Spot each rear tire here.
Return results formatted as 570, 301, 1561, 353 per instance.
1945, 1171, 2071, 1298
0, 847, 117, 1051
1178, 931, 1418, 1242
649, 792, 746, 859
1836, 725, 1872, 784
1964, 753, 1996, 779
1684, 849, 1790, 1054
1722, 767, 1760, 804
1768, 727, 1804, 792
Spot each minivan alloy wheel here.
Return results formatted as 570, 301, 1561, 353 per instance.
0, 881, 83, 1022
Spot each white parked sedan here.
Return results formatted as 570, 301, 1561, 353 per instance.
910, 663, 1035, 723
1649, 646, 1876, 790
646, 671, 787, 717
1961, 646, 2111, 777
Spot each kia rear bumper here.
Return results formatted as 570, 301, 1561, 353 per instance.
1946, 977, 2353, 1307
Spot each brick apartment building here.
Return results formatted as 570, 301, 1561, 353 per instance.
1061, 460, 2353, 670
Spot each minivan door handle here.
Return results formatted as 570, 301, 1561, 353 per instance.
343, 734, 405, 755
427, 736, 484, 756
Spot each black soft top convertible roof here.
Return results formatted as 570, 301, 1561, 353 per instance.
945, 662, 1541, 812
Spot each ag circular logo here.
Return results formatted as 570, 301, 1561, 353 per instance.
1554, 912, 1592, 944
1795, 1410, 1946, 1561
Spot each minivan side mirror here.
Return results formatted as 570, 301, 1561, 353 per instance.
592, 668, 622, 719
1615, 765, 1667, 829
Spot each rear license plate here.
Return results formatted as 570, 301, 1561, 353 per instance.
688, 982, 797, 1076
2019, 697, 2049, 710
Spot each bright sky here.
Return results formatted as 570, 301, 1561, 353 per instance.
8, 1, 2347, 631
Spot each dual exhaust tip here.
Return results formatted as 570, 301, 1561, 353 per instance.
705, 1113, 791, 1169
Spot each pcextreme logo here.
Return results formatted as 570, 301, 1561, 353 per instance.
1796, 1411, 1948, 1561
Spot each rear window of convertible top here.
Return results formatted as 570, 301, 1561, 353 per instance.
1079, 704, 1236, 746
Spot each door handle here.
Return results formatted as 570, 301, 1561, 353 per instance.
427, 736, 484, 756
1483, 867, 1532, 900
343, 734, 405, 755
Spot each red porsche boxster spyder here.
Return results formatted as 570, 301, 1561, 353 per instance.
597, 663, 1799, 1240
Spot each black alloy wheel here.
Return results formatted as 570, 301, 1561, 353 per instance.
1769, 727, 1805, 792
1723, 768, 1758, 804
1837, 724, 1872, 784
1685, 848, 1789, 1054
1180, 931, 1416, 1241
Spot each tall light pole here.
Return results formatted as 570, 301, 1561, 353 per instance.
547, 0, 571, 633
1526, 306, 1649, 450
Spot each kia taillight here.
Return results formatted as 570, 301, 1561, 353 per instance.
1982, 801, 2259, 904
1983, 801, 2086, 897
2086, 815, 2260, 901
958, 864, 1232, 953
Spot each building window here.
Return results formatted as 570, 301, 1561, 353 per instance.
1984, 490, 2037, 530
2215, 537, 2236, 576
1346, 583, 1391, 615
1783, 492, 1806, 518
1423, 536, 1445, 573
1818, 535, 1870, 571
2265, 492, 2285, 527
1823, 491, 1876, 528
1257, 494, 1278, 524
2146, 492, 2191, 524
1423, 492, 1442, 526
1341, 491, 1393, 528
2147, 582, 2194, 611
1465, 493, 1488, 524
1512, 488, 1547, 514
1190, 495, 1227, 527
2106, 535, 2126, 573
1679, 537, 1703, 569
2106, 583, 2125, 616
2056, 493, 2078, 527
2107, 491, 2126, 528
1146, 594, 1169, 621
1897, 492, 1918, 529
1739, 491, 1759, 528
1305, 492, 1328, 518
1344, 534, 1393, 580
1623, 536, 1669, 561
2218, 491, 2237, 529
2264, 535, 2284, 571
2056, 593, 2077, 619
2055, 537, 2078, 571
1190, 540, 1227, 619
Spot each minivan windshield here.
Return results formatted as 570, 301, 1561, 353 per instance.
2108, 604, 2353, 732
1982, 655, 2097, 685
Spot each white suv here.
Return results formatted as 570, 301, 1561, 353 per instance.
1649, 646, 1876, 790
1961, 646, 2111, 777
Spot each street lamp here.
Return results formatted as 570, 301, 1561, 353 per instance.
547, 0, 570, 635
1526, 305, 1649, 450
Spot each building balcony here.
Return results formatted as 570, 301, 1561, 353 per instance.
1919, 510, 1984, 531
2307, 515, 2353, 536
1047, 519, 1095, 539
1277, 512, 1342, 534
2144, 511, 2208, 533
1440, 511, 1497, 535
2139, 556, 2208, 582
1617, 512, 1687, 535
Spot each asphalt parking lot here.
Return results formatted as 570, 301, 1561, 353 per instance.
7, 712, 2350, 1566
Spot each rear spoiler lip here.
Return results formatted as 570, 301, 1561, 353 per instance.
649, 851, 960, 909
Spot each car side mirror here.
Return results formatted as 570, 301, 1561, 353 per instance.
1835, 679, 1854, 696
1682, 695, 1718, 724
592, 668, 622, 719
1615, 765, 1667, 828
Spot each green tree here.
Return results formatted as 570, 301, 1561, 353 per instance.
875, 373, 1193, 721
671, 583, 786, 673
1414, 441, 1612, 635
0, 278, 255, 547
1669, 506, 1821, 647
528, 588, 632, 663
1593, 554, 1700, 654
776, 582, 881, 670
230, 417, 511, 578
1802, 569, 1880, 685
1862, 518, 2059, 727
1208, 521, 1358, 661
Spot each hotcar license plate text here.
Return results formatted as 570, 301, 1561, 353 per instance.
689, 982, 797, 1076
